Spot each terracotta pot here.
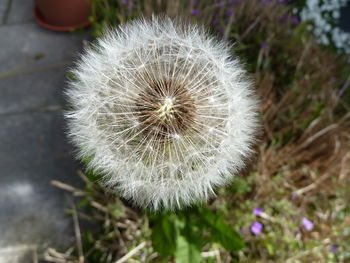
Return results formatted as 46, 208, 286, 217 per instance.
34, 0, 91, 31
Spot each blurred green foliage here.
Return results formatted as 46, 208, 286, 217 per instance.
149, 207, 244, 262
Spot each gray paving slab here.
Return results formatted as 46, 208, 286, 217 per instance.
0, 66, 69, 115
0, 112, 74, 169
0, 0, 9, 25
0, 18, 90, 262
7, 0, 35, 24
0, 111, 79, 262
0, 22, 89, 74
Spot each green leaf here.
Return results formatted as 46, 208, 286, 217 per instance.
33, 53, 45, 61
199, 208, 245, 252
77, 197, 89, 208
266, 243, 274, 255
107, 199, 124, 218
175, 235, 202, 263
84, 166, 99, 182
150, 213, 178, 257
230, 176, 252, 194
66, 71, 77, 81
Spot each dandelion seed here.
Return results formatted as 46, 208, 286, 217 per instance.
66, 16, 258, 211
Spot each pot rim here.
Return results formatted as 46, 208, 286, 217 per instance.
34, 6, 91, 32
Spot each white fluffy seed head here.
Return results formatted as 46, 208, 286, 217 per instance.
66, 16, 259, 211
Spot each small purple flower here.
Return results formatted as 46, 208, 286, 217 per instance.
279, 14, 288, 22
330, 245, 337, 253
253, 207, 264, 216
215, 0, 226, 7
212, 20, 219, 27
261, 42, 267, 49
337, 82, 348, 96
229, 0, 241, 5
292, 16, 300, 24
337, 88, 346, 96
226, 9, 234, 16
217, 28, 224, 36
191, 9, 199, 16
291, 193, 298, 200
261, 0, 271, 3
250, 221, 263, 235
302, 217, 314, 231
122, 0, 129, 4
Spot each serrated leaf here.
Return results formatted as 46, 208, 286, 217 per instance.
175, 235, 202, 263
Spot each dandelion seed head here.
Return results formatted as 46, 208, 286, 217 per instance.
66, 16, 259, 211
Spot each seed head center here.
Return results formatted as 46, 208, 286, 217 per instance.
157, 97, 176, 120
135, 81, 196, 140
